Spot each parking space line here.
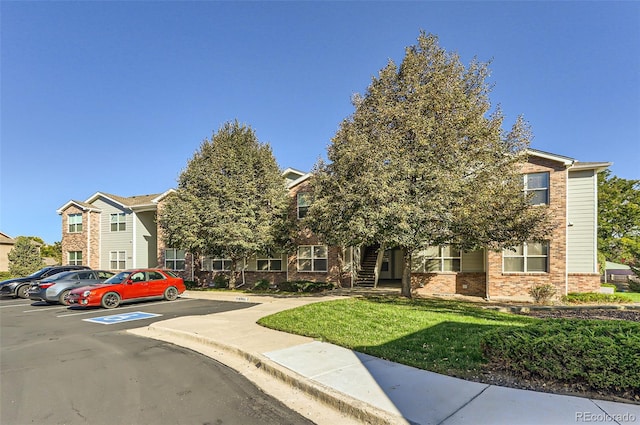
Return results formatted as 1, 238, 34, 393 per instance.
0, 303, 35, 309
56, 297, 194, 317
23, 305, 68, 313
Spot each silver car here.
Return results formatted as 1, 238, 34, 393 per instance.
28, 270, 114, 305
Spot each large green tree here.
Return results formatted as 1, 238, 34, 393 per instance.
158, 121, 289, 288
598, 170, 640, 275
8, 236, 44, 276
307, 32, 552, 297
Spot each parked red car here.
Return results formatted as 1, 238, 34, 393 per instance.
66, 269, 186, 309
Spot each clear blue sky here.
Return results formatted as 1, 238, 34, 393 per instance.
1, 1, 639, 245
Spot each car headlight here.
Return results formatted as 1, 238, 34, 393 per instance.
83, 290, 91, 297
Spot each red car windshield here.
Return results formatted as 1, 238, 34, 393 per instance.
103, 271, 131, 284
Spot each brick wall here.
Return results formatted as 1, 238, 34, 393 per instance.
413, 273, 486, 297
486, 157, 568, 300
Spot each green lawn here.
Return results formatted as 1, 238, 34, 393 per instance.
258, 296, 537, 377
258, 295, 640, 398
622, 291, 640, 302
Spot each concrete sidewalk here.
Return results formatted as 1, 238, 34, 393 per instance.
129, 291, 640, 425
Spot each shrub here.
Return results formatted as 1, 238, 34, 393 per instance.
184, 280, 198, 290
628, 279, 640, 293
211, 274, 229, 289
273, 280, 335, 293
252, 279, 271, 292
480, 320, 640, 394
563, 292, 633, 304
529, 284, 556, 304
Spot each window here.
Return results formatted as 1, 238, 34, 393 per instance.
148, 271, 164, 280
68, 214, 83, 233
297, 245, 328, 272
165, 249, 185, 271
110, 251, 126, 270
503, 242, 549, 273
412, 246, 461, 273
297, 193, 311, 219
524, 172, 549, 205
110, 213, 126, 231
257, 255, 283, 272
68, 251, 83, 265
203, 257, 232, 271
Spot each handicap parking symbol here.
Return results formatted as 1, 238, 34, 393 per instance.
84, 311, 162, 325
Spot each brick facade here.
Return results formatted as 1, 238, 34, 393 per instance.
60, 206, 100, 269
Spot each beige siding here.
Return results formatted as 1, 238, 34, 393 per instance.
135, 211, 158, 268
91, 198, 134, 270
567, 170, 597, 273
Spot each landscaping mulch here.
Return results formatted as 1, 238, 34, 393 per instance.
520, 308, 640, 322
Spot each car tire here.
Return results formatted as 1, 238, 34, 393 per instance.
163, 286, 179, 301
58, 290, 71, 306
101, 292, 120, 309
16, 284, 29, 299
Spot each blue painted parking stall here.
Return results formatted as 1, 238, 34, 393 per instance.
83, 311, 162, 325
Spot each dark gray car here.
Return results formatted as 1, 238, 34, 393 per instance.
28, 270, 114, 305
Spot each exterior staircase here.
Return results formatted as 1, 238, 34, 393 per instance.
355, 245, 379, 287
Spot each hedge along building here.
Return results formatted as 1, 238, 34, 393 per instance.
58, 149, 609, 300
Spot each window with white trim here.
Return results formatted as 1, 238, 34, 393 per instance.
203, 257, 232, 271
110, 250, 126, 270
297, 193, 311, 219
257, 254, 283, 272
68, 251, 83, 265
297, 245, 327, 272
165, 249, 185, 271
524, 172, 549, 205
110, 213, 126, 231
412, 246, 461, 272
503, 242, 549, 272
68, 213, 83, 233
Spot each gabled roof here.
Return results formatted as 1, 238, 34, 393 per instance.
0, 232, 15, 245
56, 200, 102, 215
525, 148, 575, 166
526, 148, 610, 173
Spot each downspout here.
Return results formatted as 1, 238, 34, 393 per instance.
350, 246, 354, 289
132, 212, 137, 268
565, 169, 569, 296
374, 244, 385, 288
484, 248, 490, 301
86, 210, 91, 267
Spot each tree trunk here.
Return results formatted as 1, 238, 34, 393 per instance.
374, 244, 385, 288
401, 247, 412, 298
228, 259, 238, 289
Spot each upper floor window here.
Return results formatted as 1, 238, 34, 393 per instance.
297, 193, 311, 219
297, 245, 327, 272
524, 172, 549, 205
110, 250, 126, 270
203, 257, 232, 271
68, 214, 83, 233
165, 249, 185, 271
412, 246, 461, 273
503, 242, 549, 273
110, 213, 126, 232
68, 251, 83, 265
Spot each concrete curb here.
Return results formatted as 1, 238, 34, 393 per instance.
134, 322, 406, 425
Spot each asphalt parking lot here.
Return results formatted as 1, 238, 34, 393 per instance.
0, 296, 315, 425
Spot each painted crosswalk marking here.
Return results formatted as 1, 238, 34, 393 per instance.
83, 311, 161, 324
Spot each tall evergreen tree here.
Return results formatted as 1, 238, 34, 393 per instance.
8, 236, 44, 277
307, 32, 552, 297
158, 121, 289, 288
